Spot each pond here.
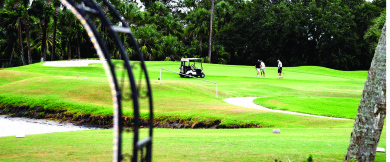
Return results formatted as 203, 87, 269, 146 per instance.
0, 115, 96, 137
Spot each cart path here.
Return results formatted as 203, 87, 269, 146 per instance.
223, 97, 353, 120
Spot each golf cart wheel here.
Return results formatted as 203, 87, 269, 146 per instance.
200, 74, 205, 78
180, 74, 184, 78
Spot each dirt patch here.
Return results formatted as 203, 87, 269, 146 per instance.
229, 109, 250, 113
0, 104, 264, 129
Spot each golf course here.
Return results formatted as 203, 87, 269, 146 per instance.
0, 60, 386, 161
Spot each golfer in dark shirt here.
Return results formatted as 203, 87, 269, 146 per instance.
255, 59, 261, 77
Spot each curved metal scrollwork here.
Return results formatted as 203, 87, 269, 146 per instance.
60, 0, 153, 161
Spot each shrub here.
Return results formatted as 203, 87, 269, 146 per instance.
202, 57, 209, 63
305, 154, 313, 162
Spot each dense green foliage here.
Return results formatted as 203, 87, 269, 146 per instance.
216, 0, 385, 70
0, 0, 386, 70
0, 128, 386, 161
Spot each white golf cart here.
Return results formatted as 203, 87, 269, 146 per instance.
179, 58, 205, 78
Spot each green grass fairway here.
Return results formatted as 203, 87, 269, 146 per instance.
147, 61, 367, 120
0, 61, 365, 127
0, 60, 386, 161
0, 128, 386, 161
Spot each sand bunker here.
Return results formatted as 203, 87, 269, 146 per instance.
42, 59, 103, 67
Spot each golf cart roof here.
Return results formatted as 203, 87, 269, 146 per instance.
181, 58, 202, 62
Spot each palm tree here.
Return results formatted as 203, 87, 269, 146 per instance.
118, 2, 142, 26
23, 12, 32, 64
55, 7, 77, 60
185, 8, 210, 57
0, 18, 18, 67
134, 24, 161, 60
20, 0, 34, 64
208, 0, 214, 63
30, 19, 59, 61
155, 34, 184, 60
50, 0, 61, 61
42, 0, 53, 61
30, 0, 54, 62
1, 0, 35, 65
4, 0, 28, 65
160, 13, 184, 37
74, 23, 84, 60
117, 2, 142, 60
17, 16, 26, 65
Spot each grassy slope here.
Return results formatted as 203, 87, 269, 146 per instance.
146, 61, 366, 120
0, 61, 386, 161
0, 128, 385, 161
0, 61, 364, 127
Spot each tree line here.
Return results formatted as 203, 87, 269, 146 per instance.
0, 0, 385, 70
